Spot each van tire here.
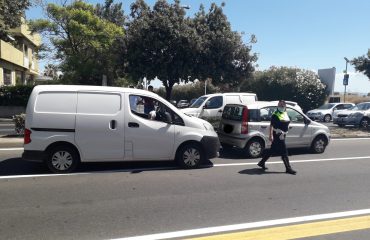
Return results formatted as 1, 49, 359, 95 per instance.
311, 136, 327, 154
46, 145, 80, 173
176, 143, 204, 169
245, 138, 264, 158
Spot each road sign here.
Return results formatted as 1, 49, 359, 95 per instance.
343, 74, 349, 86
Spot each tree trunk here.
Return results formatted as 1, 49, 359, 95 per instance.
164, 80, 174, 101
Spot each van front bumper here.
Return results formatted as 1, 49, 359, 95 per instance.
200, 136, 220, 159
22, 150, 46, 163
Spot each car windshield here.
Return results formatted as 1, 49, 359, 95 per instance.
351, 103, 370, 111
189, 96, 207, 108
318, 103, 335, 109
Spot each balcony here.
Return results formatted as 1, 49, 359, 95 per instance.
0, 40, 24, 67
9, 21, 41, 47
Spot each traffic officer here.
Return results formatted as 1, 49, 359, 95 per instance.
257, 100, 297, 175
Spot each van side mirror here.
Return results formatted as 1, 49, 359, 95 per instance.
304, 118, 311, 125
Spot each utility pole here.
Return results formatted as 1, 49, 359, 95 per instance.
343, 57, 350, 102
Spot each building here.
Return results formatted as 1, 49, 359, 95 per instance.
0, 19, 41, 86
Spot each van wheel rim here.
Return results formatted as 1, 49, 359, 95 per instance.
315, 139, 325, 152
183, 148, 200, 166
52, 151, 73, 171
361, 119, 368, 128
249, 142, 262, 157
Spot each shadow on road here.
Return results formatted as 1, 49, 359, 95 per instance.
220, 147, 312, 160
0, 158, 214, 176
239, 168, 285, 175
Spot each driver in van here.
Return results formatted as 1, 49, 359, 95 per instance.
257, 100, 297, 175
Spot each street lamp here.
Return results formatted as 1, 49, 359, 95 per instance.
343, 57, 350, 102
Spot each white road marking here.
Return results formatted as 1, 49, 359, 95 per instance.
0, 147, 23, 151
110, 208, 370, 240
331, 138, 370, 141
1, 156, 370, 180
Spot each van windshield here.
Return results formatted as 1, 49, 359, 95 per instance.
189, 96, 207, 108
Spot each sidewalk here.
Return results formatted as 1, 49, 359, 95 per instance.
0, 136, 23, 148
0, 118, 13, 123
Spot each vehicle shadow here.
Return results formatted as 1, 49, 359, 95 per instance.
220, 147, 312, 160
0, 158, 214, 176
239, 168, 285, 175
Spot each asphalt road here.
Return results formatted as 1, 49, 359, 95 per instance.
1, 139, 370, 239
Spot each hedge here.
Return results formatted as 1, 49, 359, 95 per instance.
0, 86, 34, 106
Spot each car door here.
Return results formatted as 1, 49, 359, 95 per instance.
75, 92, 125, 161
257, 106, 277, 146
125, 94, 175, 160
285, 108, 312, 147
201, 96, 224, 118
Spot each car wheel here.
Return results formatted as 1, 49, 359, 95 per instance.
311, 136, 327, 154
360, 118, 369, 129
324, 114, 331, 123
245, 138, 264, 158
47, 145, 79, 173
176, 143, 204, 169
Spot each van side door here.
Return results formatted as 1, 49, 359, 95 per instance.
202, 96, 224, 118
125, 94, 175, 160
75, 92, 125, 161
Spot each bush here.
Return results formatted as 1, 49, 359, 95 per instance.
12, 113, 26, 135
241, 67, 328, 112
0, 86, 34, 106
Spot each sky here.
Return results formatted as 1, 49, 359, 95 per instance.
26, 0, 370, 94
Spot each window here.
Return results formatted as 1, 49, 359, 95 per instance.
286, 108, 305, 123
344, 104, 353, 109
77, 92, 121, 114
223, 105, 244, 121
260, 107, 277, 122
205, 96, 223, 109
3, 69, 11, 85
334, 104, 344, 110
130, 94, 184, 125
36, 92, 77, 113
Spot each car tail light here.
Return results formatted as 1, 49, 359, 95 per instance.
241, 107, 249, 134
24, 128, 32, 144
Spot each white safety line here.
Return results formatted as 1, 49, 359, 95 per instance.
0, 147, 23, 151
331, 137, 370, 141
110, 208, 370, 240
1, 156, 370, 180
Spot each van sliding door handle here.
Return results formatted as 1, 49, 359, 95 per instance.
110, 120, 117, 130
218, 109, 223, 113
128, 122, 139, 128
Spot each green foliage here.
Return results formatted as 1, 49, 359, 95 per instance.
0, 86, 34, 106
29, 0, 125, 85
241, 67, 328, 112
0, 0, 31, 40
126, 0, 256, 100
12, 113, 26, 135
352, 51, 370, 80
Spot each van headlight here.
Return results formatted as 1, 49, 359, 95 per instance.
203, 123, 214, 131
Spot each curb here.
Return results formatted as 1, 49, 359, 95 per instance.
0, 118, 13, 123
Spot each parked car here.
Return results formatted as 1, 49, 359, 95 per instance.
306, 103, 355, 122
333, 102, 370, 128
218, 101, 330, 158
22, 85, 220, 173
170, 100, 177, 106
177, 100, 190, 108
181, 92, 257, 119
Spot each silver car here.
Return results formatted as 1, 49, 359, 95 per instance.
306, 103, 354, 122
218, 101, 331, 158
333, 102, 370, 128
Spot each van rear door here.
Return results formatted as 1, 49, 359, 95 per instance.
75, 92, 124, 161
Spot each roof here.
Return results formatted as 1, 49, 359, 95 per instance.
201, 92, 257, 98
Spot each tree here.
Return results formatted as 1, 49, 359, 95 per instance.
29, 1, 125, 85
95, 0, 126, 27
352, 51, 370, 80
192, 3, 257, 88
0, 0, 31, 40
43, 64, 59, 81
241, 67, 328, 112
125, 0, 198, 100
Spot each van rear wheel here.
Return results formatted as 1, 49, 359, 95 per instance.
47, 146, 79, 173
176, 143, 204, 169
245, 139, 264, 158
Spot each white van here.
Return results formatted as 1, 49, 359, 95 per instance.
181, 92, 257, 118
22, 85, 220, 173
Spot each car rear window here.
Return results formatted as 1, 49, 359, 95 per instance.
222, 105, 259, 122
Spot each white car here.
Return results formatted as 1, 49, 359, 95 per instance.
218, 101, 331, 158
181, 92, 257, 119
22, 85, 220, 173
306, 103, 354, 122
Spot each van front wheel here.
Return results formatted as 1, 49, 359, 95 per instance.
176, 143, 204, 169
47, 146, 79, 173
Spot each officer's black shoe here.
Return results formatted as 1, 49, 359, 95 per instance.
286, 168, 297, 175
257, 161, 268, 170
